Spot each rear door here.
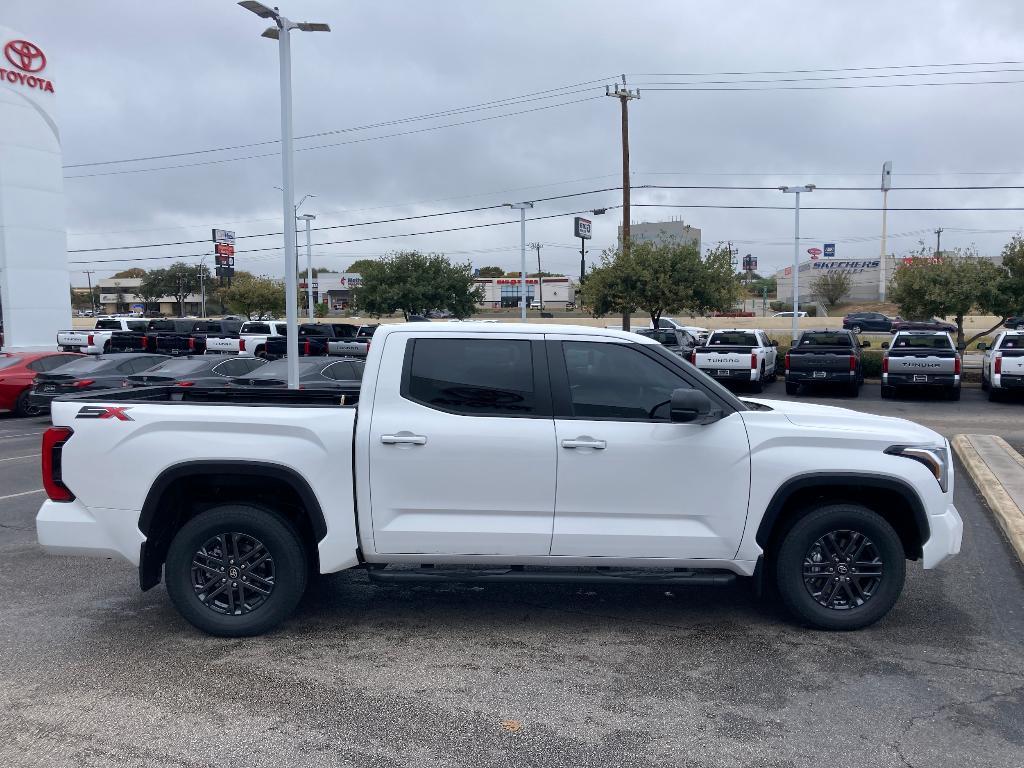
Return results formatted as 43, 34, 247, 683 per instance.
547, 336, 751, 560
367, 333, 557, 556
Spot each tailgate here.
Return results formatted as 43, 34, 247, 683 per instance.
998, 350, 1024, 374
788, 350, 851, 371
206, 337, 240, 353
694, 348, 751, 369
57, 331, 89, 346
886, 351, 956, 374
109, 332, 149, 352
327, 340, 369, 357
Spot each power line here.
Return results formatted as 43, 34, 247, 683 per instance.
629, 59, 1024, 77
643, 78, 1024, 93
631, 66, 1024, 87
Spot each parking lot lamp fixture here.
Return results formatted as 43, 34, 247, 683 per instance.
779, 185, 815, 343
505, 202, 534, 321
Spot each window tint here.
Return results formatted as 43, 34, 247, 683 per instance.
27, 358, 48, 372
406, 338, 536, 416
1002, 337, 1021, 349
893, 334, 953, 350
561, 341, 690, 420
240, 322, 271, 335
636, 329, 678, 345
708, 331, 758, 347
800, 332, 853, 347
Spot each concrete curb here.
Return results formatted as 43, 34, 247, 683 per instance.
951, 434, 1024, 565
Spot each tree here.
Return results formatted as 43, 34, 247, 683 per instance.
110, 267, 146, 279
352, 251, 482, 320
224, 273, 286, 319
809, 270, 851, 307
346, 259, 380, 275
476, 265, 504, 278
70, 286, 100, 311
139, 262, 210, 316
580, 239, 738, 329
889, 245, 1009, 349
314, 302, 330, 318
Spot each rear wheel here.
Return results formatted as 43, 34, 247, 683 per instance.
785, 381, 799, 396
981, 372, 990, 391
989, 386, 1003, 402
102, 340, 111, 354
750, 363, 765, 393
13, 389, 39, 417
947, 386, 961, 401
165, 504, 308, 637
846, 382, 860, 398
775, 503, 906, 630
880, 385, 895, 399
850, 325, 862, 334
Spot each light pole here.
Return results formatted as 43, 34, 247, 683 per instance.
879, 161, 892, 302
299, 213, 316, 321
779, 184, 815, 343
238, 1, 330, 389
505, 202, 534, 321
198, 257, 207, 318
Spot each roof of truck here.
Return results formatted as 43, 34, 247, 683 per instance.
374, 321, 658, 344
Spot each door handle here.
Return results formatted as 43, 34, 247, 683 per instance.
561, 438, 606, 450
380, 433, 427, 445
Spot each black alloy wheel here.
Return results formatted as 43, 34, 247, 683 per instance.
190, 532, 275, 616
801, 530, 883, 610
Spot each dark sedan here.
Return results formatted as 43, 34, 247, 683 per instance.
127, 355, 267, 388
228, 356, 364, 391
1003, 315, 1024, 331
842, 312, 898, 333
891, 317, 957, 333
29, 354, 168, 409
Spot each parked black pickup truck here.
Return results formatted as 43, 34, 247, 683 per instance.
785, 329, 870, 396
634, 327, 699, 358
109, 319, 243, 356
263, 323, 363, 360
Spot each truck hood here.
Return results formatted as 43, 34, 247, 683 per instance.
741, 397, 943, 444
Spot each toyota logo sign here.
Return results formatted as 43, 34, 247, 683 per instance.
4, 39, 46, 73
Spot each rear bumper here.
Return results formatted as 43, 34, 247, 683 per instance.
28, 392, 59, 409
921, 502, 963, 569
786, 370, 855, 383
884, 373, 959, 388
36, 499, 143, 564
993, 373, 1024, 389
699, 367, 755, 382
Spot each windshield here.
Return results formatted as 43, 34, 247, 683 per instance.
799, 332, 853, 347
707, 331, 758, 347
892, 334, 954, 350
636, 329, 679, 345
243, 358, 325, 379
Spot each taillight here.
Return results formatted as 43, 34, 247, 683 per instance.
849, 354, 857, 371
303, 340, 311, 355
87, 334, 94, 346
239, 338, 246, 352
784, 353, 790, 371
954, 356, 961, 375
73, 379, 95, 388
175, 381, 195, 387
750, 352, 757, 369
995, 356, 1002, 374
883, 357, 889, 374
690, 350, 697, 364
188, 337, 195, 350
41, 427, 74, 502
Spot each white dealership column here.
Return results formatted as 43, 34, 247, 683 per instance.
0, 28, 70, 349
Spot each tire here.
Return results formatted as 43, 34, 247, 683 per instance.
850, 325, 862, 334
165, 504, 308, 637
255, 346, 267, 360
847, 382, 860, 398
989, 386, 1002, 402
880, 385, 894, 399
947, 386, 961, 401
981, 373, 990, 392
750, 364, 764, 394
1016, 324, 1024, 331
13, 389, 39, 417
775, 503, 906, 631
785, 381, 799, 396
102, 340, 111, 354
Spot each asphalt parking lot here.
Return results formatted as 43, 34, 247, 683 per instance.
1, 390, 1022, 768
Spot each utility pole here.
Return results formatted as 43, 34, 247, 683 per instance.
529, 242, 543, 311
879, 161, 892, 302
934, 227, 944, 258
607, 76, 639, 331
505, 202, 534, 320
83, 270, 97, 316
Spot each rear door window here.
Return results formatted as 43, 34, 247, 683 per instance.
404, 338, 538, 416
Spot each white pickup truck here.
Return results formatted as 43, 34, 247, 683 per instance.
691, 329, 779, 392
57, 317, 149, 354
980, 330, 1024, 401
36, 323, 961, 637
205, 320, 286, 357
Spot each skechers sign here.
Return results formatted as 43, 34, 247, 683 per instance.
812, 259, 880, 274
1, 39, 54, 93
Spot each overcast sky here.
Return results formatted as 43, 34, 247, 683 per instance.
7, 0, 1024, 284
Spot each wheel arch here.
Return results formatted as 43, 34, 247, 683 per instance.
138, 460, 327, 591
756, 473, 929, 561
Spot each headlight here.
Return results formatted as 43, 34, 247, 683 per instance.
885, 444, 949, 492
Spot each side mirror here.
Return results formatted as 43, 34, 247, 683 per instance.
670, 388, 714, 424
881, 342, 890, 350
861, 340, 871, 348
977, 342, 988, 351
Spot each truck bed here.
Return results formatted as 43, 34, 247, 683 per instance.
53, 384, 359, 407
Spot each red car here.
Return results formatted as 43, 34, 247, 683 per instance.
0, 352, 83, 416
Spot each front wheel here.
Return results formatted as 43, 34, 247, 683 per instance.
850, 325, 862, 334
775, 503, 906, 630
165, 504, 308, 637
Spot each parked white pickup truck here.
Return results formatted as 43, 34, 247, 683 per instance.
36, 323, 962, 636
57, 317, 149, 354
980, 330, 1024, 401
691, 329, 778, 392
205, 320, 286, 357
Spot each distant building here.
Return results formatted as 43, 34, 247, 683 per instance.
473, 276, 576, 309
299, 272, 362, 310
98, 277, 203, 316
617, 218, 701, 251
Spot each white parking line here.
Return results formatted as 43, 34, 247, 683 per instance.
0, 454, 39, 463
0, 488, 44, 501
0, 432, 45, 440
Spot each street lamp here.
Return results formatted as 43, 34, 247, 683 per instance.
238, 0, 330, 389
879, 161, 892, 302
505, 202, 534, 321
298, 213, 316, 321
779, 184, 815, 343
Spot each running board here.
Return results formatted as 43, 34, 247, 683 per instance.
366, 566, 737, 586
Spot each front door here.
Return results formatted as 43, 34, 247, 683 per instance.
548, 338, 752, 560
368, 333, 556, 556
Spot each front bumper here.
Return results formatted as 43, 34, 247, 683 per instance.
36, 499, 144, 564
921, 502, 963, 569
